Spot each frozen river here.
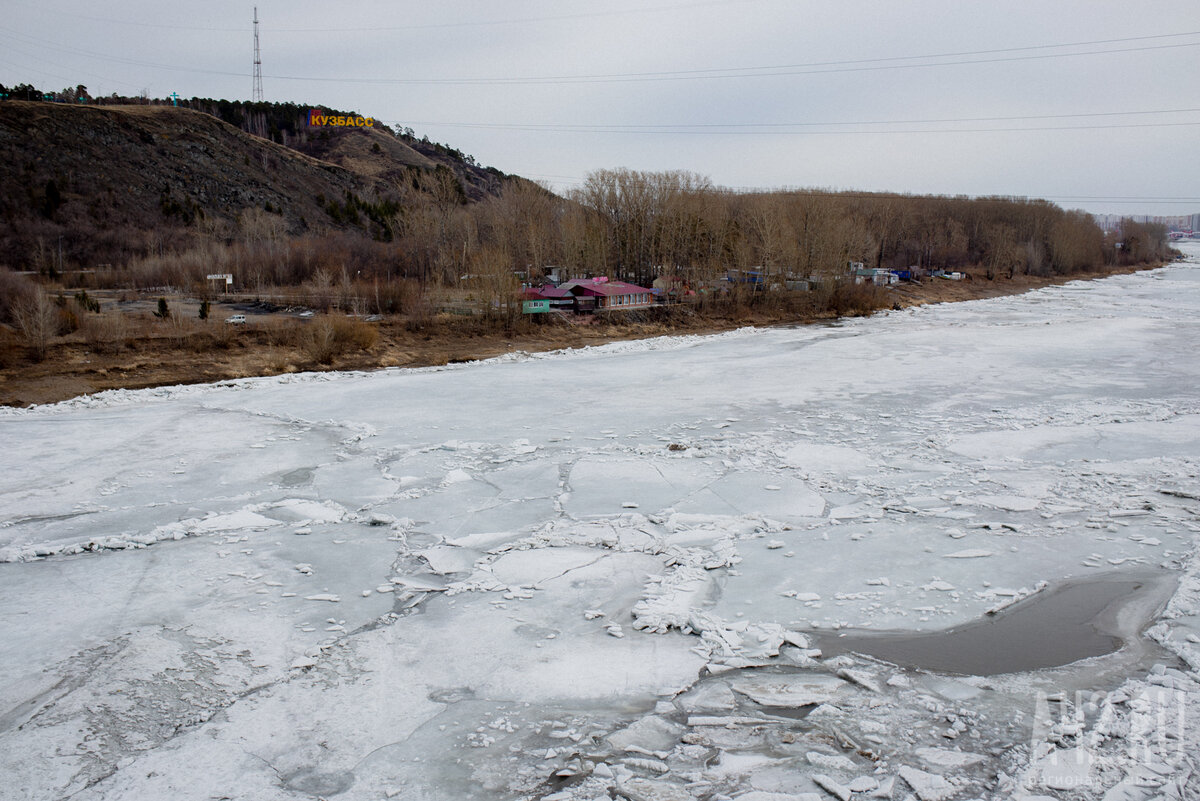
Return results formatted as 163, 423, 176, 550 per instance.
2, 245, 1199, 801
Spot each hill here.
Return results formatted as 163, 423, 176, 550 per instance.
189, 98, 508, 201
0, 100, 512, 270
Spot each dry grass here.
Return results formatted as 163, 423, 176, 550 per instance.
0, 327, 22, 368
822, 281, 892, 317
79, 313, 129, 354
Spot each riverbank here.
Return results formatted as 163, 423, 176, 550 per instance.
0, 262, 1170, 407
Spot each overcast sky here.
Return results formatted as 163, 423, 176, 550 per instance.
3, 0, 1199, 217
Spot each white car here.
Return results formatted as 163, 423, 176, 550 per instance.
225, 314, 247, 325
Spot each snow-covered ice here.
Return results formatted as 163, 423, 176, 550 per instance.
2, 244, 1199, 799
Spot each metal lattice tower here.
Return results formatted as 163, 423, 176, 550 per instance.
252, 7, 263, 102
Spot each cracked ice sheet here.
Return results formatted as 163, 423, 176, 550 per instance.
710, 515, 1194, 631
0, 518, 403, 799
563, 456, 722, 516
67, 550, 704, 801
1, 249, 1200, 799
0, 403, 346, 559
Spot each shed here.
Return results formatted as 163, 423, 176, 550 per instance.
853, 268, 898, 286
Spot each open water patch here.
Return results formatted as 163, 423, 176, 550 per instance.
813, 569, 1177, 676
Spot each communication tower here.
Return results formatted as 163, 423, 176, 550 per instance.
252, 7, 263, 102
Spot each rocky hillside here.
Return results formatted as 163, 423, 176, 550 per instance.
0, 100, 512, 270
191, 98, 509, 201
293, 121, 507, 202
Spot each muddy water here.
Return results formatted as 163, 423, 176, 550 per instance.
813, 570, 1177, 676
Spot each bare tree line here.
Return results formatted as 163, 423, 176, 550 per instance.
5, 169, 1175, 329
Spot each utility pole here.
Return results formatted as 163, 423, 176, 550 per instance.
252, 7, 263, 102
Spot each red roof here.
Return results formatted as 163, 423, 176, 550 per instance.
559, 278, 652, 297
523, 285, 571, 300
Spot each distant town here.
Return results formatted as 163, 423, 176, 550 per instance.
1092, 212, 1200, 239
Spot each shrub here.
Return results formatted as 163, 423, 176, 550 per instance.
0, 270, 38, 326
74, 290, 100, 313
823, 281, 889, 317
302, 315, 378, 364
303, 316, 339, 364
332, 315, 378, 351
56, 305, 79, 333
209, 318, 237, 349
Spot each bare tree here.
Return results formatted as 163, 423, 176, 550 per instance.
983, 223, 1016, 279
472, 244, 519, 325
239, 206, 287, 246
11, 288, 58, 361
483, 180, 562, 280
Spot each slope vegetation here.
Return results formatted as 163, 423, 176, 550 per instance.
0, 100, 508, 269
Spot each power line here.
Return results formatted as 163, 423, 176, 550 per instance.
490, 172, 1200, 207
518, 175, 1200, 206
272, 0, 757, 32
0, 54, 88, 87
402, 108, 1200, 130
388, 108, 1200, 135
0, 43, 141, 89
1053, 196, 1200, 201
261, 39, 1200, 86
391, 121, 1200, 136
580, 30, 1200, 80
0, 28, 245, 78
11, 0, 758, 33
1, 25, 1197, 88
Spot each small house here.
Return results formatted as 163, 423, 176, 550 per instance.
521, 285, 573, 313
853, 268, 898, 286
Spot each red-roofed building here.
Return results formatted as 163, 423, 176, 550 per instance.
558, 277, 655, 313
522, 285, 571, 302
